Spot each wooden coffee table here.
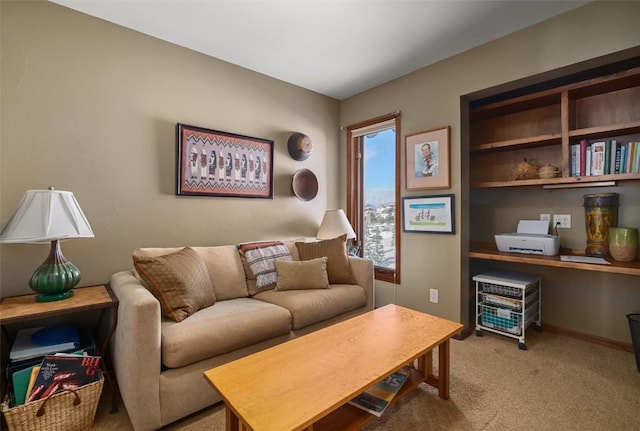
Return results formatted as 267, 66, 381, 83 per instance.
204, 304, 463, 431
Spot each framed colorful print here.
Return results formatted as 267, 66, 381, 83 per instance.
402, 194, 455, 234
405, 126, 450, 190
176, 124, 274, 198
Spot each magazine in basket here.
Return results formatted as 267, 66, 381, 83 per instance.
26, 354, 102, 403
348, 370, 409, 417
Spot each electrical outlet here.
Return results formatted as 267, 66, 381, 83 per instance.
429, 288, 438, 304
540, 214, 550, 225
553, 214, 571, 228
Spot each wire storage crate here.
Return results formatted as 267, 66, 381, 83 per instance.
473, 271, 542, 350
1, 374, 103, 431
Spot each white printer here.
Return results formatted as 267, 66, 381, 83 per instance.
494, 220, 560, 256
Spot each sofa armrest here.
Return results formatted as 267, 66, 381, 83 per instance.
348, 256, 374, 310
110, 270, 163, 431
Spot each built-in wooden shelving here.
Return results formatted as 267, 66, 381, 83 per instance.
469, 242, 640, 277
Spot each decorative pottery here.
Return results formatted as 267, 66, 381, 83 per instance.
287, 132, 313, 161
608, 227, 638, 262
291, 168, 318, 201
583, 193, 618, 257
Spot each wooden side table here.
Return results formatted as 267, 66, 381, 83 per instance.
0, 285, 119, 413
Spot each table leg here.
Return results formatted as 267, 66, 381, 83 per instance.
438, 339, 451, 400
421, 340, 452, 400
96, 306, 120, 413
226, 405, 239, 431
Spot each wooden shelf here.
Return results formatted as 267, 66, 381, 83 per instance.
469, 242, 640, 276
471, 133, 562, 152
568, 121, 640, 140
471, 173, 640, 188
470, 67, 640, 188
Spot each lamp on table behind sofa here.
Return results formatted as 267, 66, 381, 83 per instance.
316, 209, 359, 255
0, 187, 94, 302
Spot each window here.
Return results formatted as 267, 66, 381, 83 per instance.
346, 113, 401, 284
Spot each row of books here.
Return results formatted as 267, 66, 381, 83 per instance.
570, 139, 640, 177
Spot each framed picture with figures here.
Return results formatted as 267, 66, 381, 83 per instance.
405, 126, 450, 190
176, 124, 274, 198
402, 194, 455, 234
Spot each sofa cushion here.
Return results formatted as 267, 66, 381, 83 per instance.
295, 234, 355, 284
192, 246, 249, 300
133, 247, 215, 322
160, 298, 292, 368
282, 240, 301, 260
133, 245, 249, 300
275, 257, 329, 291
238, 241, 293, 295
254, 284, 366, 330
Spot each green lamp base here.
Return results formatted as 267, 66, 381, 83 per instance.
35, 290, 74, 303
29, 240, 81, 302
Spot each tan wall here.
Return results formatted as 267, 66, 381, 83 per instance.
0, 1, 341, 296
341, 1, 640, 342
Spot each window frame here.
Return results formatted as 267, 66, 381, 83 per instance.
346, 113, 401, 284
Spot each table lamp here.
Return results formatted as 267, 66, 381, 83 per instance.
0, 188, 94, 302
316, 209, 359, 255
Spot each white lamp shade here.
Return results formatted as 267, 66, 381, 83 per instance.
317, 209, 356, 240
0, 189, 94, 243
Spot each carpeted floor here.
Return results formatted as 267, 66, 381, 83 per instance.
92, 330, 640, 430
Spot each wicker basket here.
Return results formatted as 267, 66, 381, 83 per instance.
1, 375, 103, 431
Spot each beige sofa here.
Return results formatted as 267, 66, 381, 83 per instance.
109, 239, 374, 431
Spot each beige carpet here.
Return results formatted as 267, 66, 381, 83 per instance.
91, 330, 640, 430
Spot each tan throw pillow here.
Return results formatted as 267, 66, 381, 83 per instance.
295, 234, 355, 284
275, 257, 329, 291
132, 247, 215, 322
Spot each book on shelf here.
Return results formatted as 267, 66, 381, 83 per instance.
609, 139, 617, 174
620, 143, 628, 173
590, 141, 606, 176
614, 145, 622, 174
348, 370, 409, 417
603, 140, 611, 174
9, 325, 81, 362
579, 139, 587, 176
26, 354, 102, 402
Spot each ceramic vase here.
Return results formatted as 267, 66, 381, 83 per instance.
583, 193, 618, 257
608, 227, 638, 262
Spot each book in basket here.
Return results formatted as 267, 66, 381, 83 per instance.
26, 355, 101, 403
348, 370, 409, 417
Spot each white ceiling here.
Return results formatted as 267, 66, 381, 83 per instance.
49, 0, 589, 100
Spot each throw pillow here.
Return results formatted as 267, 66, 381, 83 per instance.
275, 257, 329, 291
238, 241, 293, 295
132, 246, 216, 322
295, 234, 355, 284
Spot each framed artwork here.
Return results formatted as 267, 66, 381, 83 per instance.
402, 194, 455, 234
405, 126, 450, 190
176, 124, 274, 198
